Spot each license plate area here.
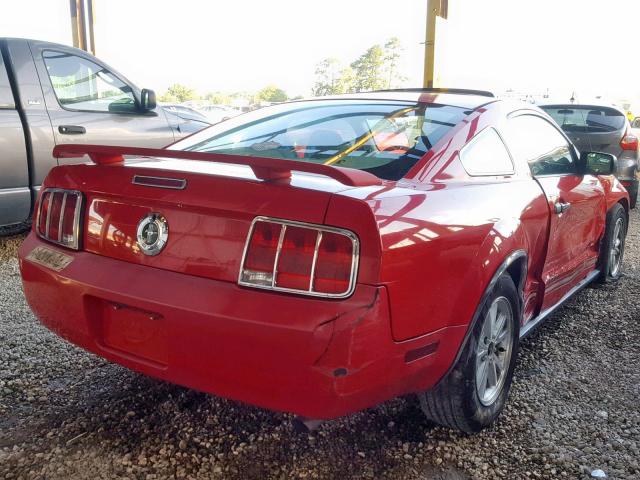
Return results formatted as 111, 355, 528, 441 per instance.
88, 297, 168, 366
25, 246, 74, 272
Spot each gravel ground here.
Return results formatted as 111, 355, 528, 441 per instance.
1, 207, 638, 480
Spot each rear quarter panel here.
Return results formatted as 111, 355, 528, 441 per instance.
339, 103, 550, 341
348, 178, 548, 341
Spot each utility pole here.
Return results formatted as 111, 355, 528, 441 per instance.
69, 0, 96, 55
423, 0, 448, 88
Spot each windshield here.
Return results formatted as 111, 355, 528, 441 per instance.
171, 99, 470, 180
541, 105, 626, 133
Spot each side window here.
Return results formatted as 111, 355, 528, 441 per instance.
502, 114, 575, 176
43, 51, 136, 113
0, 53, 14, 109
459, 127, 514, 176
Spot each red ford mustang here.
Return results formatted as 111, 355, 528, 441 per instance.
19, 89, 630, 433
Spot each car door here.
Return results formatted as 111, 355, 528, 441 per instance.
502, 113, 606, 310
29, 41, 175, 165
0, 46, 30, 226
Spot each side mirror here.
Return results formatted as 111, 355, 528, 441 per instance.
140, 88, 156, 111
581, 151, 616, 176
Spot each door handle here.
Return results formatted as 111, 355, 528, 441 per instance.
554, 202, 571, 214
58, 125, 86, 134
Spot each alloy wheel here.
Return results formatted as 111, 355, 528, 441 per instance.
609, 217, 625, 277
475, 296, 514, 406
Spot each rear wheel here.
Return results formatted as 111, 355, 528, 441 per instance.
597, 203, 627, 283
420, 274, 520, 433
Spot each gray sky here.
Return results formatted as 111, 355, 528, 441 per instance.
2, 0, 639, 103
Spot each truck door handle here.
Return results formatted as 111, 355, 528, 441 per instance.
554, 202, 571, 214
58, 125, 86, 134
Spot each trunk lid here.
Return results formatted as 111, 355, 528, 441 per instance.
63, 159, 354, 283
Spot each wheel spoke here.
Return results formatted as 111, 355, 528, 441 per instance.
487, 358, 498, 387
493, 312, 506, 339
481, 311, 492, 341
495, 328, 509, 344
477, 359, 489, 393
488, 301, 498, 325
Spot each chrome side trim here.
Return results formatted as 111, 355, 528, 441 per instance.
238, 216, 360, 299
132, 175, 187, 190
519, 269, 599, 339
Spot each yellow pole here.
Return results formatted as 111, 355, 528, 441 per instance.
87, 0, 96, 55
423, 0, 438, 88
69, 0, 82, 49
70, 0, 96, 54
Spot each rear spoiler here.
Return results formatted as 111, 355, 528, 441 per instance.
52, 144, 383, 188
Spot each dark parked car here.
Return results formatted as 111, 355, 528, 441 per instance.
540, 103, 638, 208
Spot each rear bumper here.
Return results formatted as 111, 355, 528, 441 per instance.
19, 234, 466, 419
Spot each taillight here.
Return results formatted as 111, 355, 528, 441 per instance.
36, 189, 83, 249
621, 130, 639, 151
239, 217, 359, 298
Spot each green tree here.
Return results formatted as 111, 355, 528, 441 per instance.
256, 85, 288, 103
204, 91, 232, 105
335, 66, 356, 94
158, 84, 197, 103
383, 37, 407, 88
312, 39, 407, 96
350, 45, 387, 92
312, 57, 343, 96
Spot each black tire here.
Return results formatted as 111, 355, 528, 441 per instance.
597, 203, 627, 283
420, 274, 520, 433
628, 181, 637, 210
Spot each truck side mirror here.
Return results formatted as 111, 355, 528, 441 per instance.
140, 88, 156, 111
581, 151, 616, 176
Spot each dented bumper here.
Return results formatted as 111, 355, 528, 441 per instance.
19, 233, 465, 419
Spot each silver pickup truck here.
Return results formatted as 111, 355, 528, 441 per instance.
0, 38, 208, 228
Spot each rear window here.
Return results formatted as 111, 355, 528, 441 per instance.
172, 100, 470, 180
541, 105, 626, 133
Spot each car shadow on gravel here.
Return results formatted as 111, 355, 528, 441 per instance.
29, 362, 465, 479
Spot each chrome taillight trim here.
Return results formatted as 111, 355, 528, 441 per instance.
238, 216, 360, 299
35, 188, 83, 250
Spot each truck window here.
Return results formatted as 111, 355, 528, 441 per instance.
0, 53, 15, 109
42, 51, 137, 113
